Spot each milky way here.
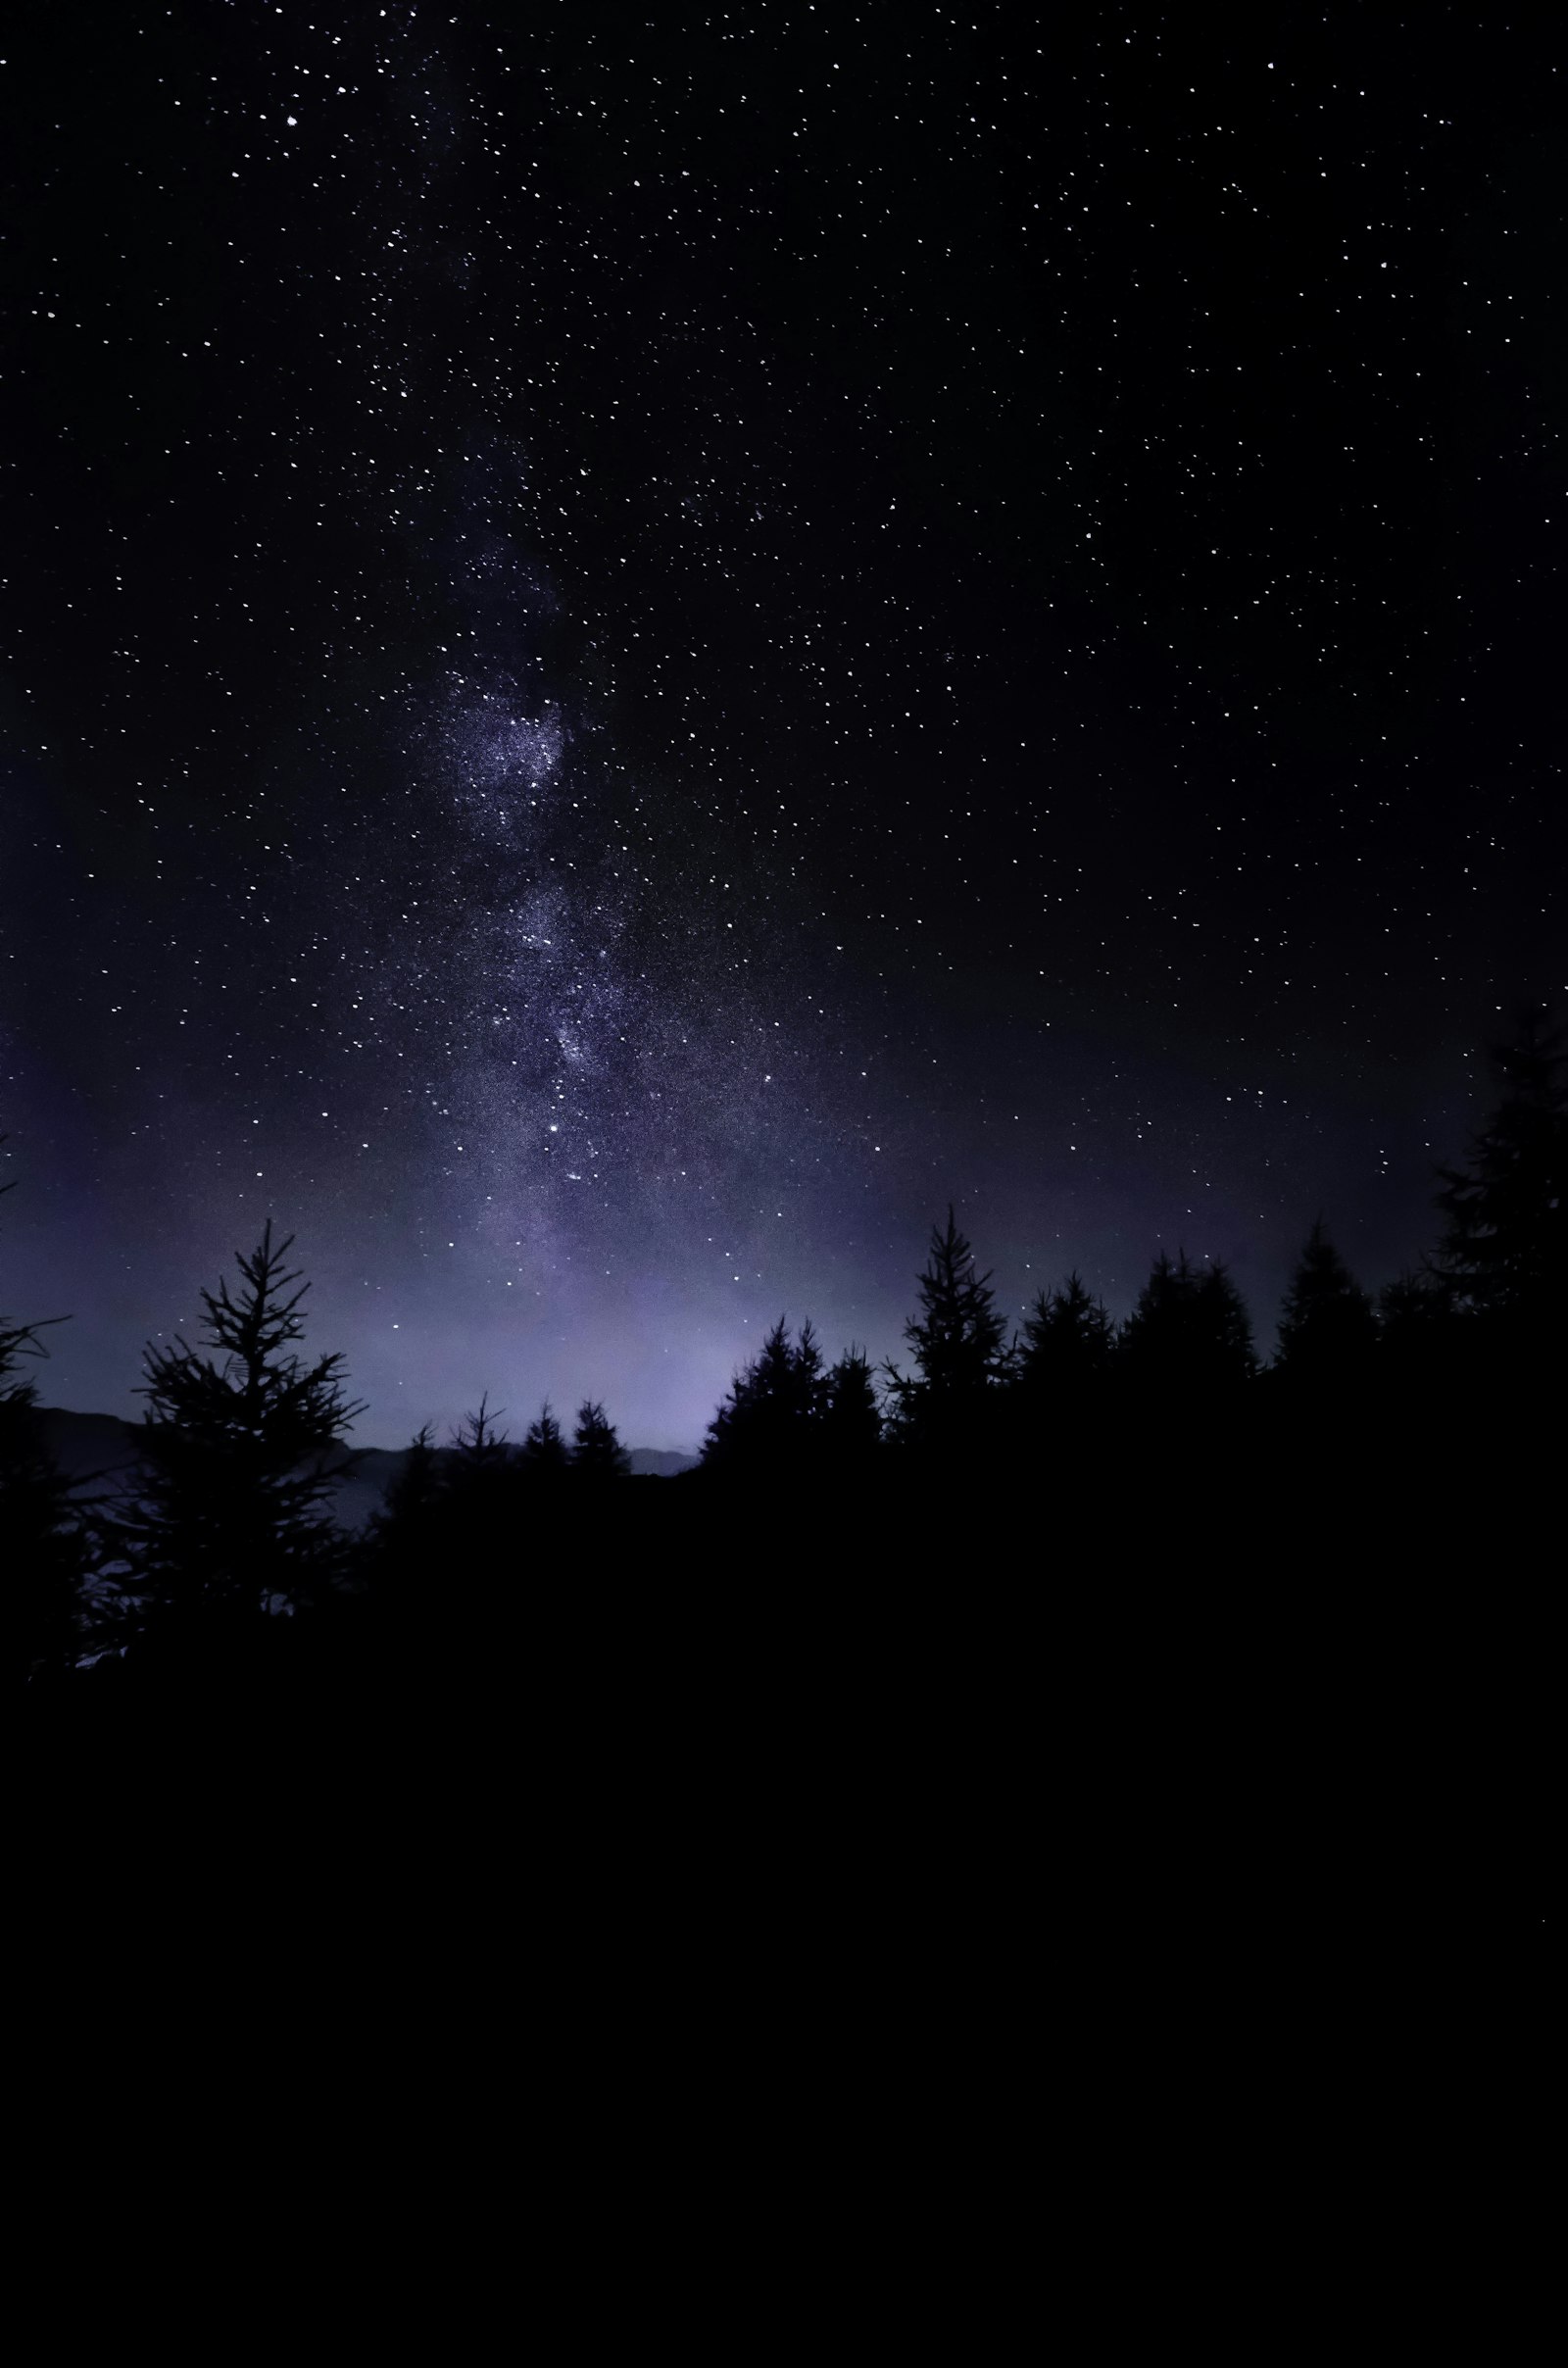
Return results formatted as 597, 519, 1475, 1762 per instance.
5, 6, 1562, 1447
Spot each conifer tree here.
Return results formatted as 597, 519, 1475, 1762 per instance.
1117, 1249, 1189, 1392
1123, 1249, 1187, 1338
1275, 1219, 1376, 1384
885, 1209, 1008, 1440
113, 1223, 363, 1636
1379, 1270, 1446, 1340
453, 1395, 510, 1471
822, 1347, 883, 1466
519, 1399, 571, 1477
572, 1400, 630, 1480
1376, 1269, 1454, 1391
1195, 1261, 1256, 1386
703, 1317, 827, 1471
438, 1395, 516, 1562
1432, 1008, 1568, 1343
785, 1316, 827, 1427
1017, 1271, 1114, 1401
1119, 1250, 1255, 1394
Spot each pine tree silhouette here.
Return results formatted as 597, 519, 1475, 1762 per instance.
1195, 1261, 1255, 1388
111, 1222, 364, 1644
1376, 1269, 1454, 1396
572, 1400, 631, 1480
1119, 1250, 1255, 1396
1275, 1219, 1376, 1386
428, 1394, 519, 1597
1116, 1249, 1188, 1391
520, 1400, 571, 1478
1018, 1272, 1114, 1402
1432, 1008, 1568, 1355
444, 1394, 514, 1519
823, 1347, 883, 1467
885, 1209, 1008, 1443
786, 1317, 827, 1425
703, 1317, 827, 1472
1379, 1270, 1446, 1340
453, 1395, 510, 1469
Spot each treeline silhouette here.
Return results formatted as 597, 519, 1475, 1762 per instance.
5, 1010, 1564, 1729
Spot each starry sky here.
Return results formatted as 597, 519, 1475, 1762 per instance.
5, 4, 1563, 1450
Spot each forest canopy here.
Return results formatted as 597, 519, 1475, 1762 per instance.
6, 1010, 1564, 1696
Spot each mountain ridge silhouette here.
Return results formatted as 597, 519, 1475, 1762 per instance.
33, 1406, 698, 1528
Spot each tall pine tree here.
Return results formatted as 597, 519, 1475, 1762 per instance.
520, 1400, 571, 1478
703, 1317, 827, 1473
1119, 1250, 1255, 1397
1274, 1219, 1376, 1386
437, 1395, 518, 1584
1017, 1272, 1114, 1403
1433, 1008, 1568, 1346
885, 1209, 1009, 1447
572, 1400, 630, 1481
112, 1223, 363, 1640
822, 1348, 884, 1469
452, 1395, 510, 1472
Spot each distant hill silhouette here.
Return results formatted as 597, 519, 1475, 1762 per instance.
625, 1447, 701, 1479
34, 1407, 696, 1528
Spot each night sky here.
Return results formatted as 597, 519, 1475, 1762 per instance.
5, 5, 1563, 1451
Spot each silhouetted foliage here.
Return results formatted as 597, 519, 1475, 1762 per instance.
1118, 1251, 1255, 1396
1275, 1219, 1376, 1388
1433, 1008, 1568, 1357
703, 1316, 827, 1474
453, 1395, 509, 1470
822, 1348, 884, 1468
108, 1223, 364, 1645
439, 1393, 516, 1536
1378, 1270, 1447, 1347
572, 1399, 631, 1480
1369, 1269, 1456, 1409
1017, 1272, 1115, 1406
12, 1002, 1564, 1816
1193, 1263, 1256, 1387
520, 1399, 571, 1478
885, 1209, 1008, 1446
1118, 1249, 1188, 1387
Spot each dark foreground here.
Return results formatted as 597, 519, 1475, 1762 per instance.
22, 1439, 1551, 1948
